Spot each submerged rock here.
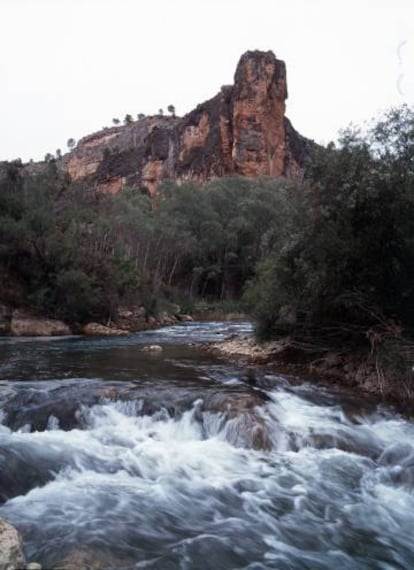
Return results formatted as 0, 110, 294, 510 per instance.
0, 518, 26, 570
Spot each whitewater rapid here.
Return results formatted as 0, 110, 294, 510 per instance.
0, 322, 414, 569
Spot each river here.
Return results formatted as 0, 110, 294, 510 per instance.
0, 321, 414, 569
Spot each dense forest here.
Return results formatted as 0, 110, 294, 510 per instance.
1, 105, 413, 378
0, 165, 297, 322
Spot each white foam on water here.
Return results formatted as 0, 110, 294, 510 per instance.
1, 384, 414, 568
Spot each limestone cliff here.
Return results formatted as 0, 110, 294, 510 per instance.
63, 50, 311, 195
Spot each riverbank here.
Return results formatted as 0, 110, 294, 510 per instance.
206, 332, 414, 409
0, 304, 194, 338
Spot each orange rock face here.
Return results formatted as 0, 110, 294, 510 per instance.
62, 50, 311, 195
232, 52, 287, 177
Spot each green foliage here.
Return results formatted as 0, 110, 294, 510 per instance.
2, 105, 412, 333
0, 168, 299, 323
244, 105, 414, 339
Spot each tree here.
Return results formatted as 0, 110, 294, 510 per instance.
112, 118, 120, 126
56, 149, 62, 159
244, 105, 414, 339
124, 114, 133, 125
137, 113, 145, 120
67, 138, 76, 150
167, 104, 176, 117
158, 108, 164, 116
44, 153, 54, 163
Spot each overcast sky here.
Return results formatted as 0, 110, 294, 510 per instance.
1, 0, 413, 162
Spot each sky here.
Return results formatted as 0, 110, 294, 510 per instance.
1, 0, 413, 162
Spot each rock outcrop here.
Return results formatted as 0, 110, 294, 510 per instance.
62, 50, 310, 195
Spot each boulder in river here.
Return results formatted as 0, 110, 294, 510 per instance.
202, 391, 273, 451
0, 518, 26, 570
10, 310, 71, 336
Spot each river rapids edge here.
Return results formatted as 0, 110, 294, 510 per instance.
1, 320, 414, 569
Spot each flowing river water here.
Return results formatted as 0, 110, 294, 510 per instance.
0, 321, 414, 569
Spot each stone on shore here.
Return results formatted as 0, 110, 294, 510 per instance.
83, 323, 128, 336
0, 518, 26, 570
10, 310, 71, 337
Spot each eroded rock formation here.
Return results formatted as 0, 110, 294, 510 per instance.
63, 50, 311, 195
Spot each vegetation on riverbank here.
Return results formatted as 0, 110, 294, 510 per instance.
0, 166, 293, 325
243, 105, 414, 399
1, 105, 413, 399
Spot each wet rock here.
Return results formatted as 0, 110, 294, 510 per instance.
0, 518, 26, 570
83, 322, 128, 336
0, 447, 56, 503
202, 391, 273, 451
141, 345, 163, 353
10, 310, 71, 337
26, 563, 42, 570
